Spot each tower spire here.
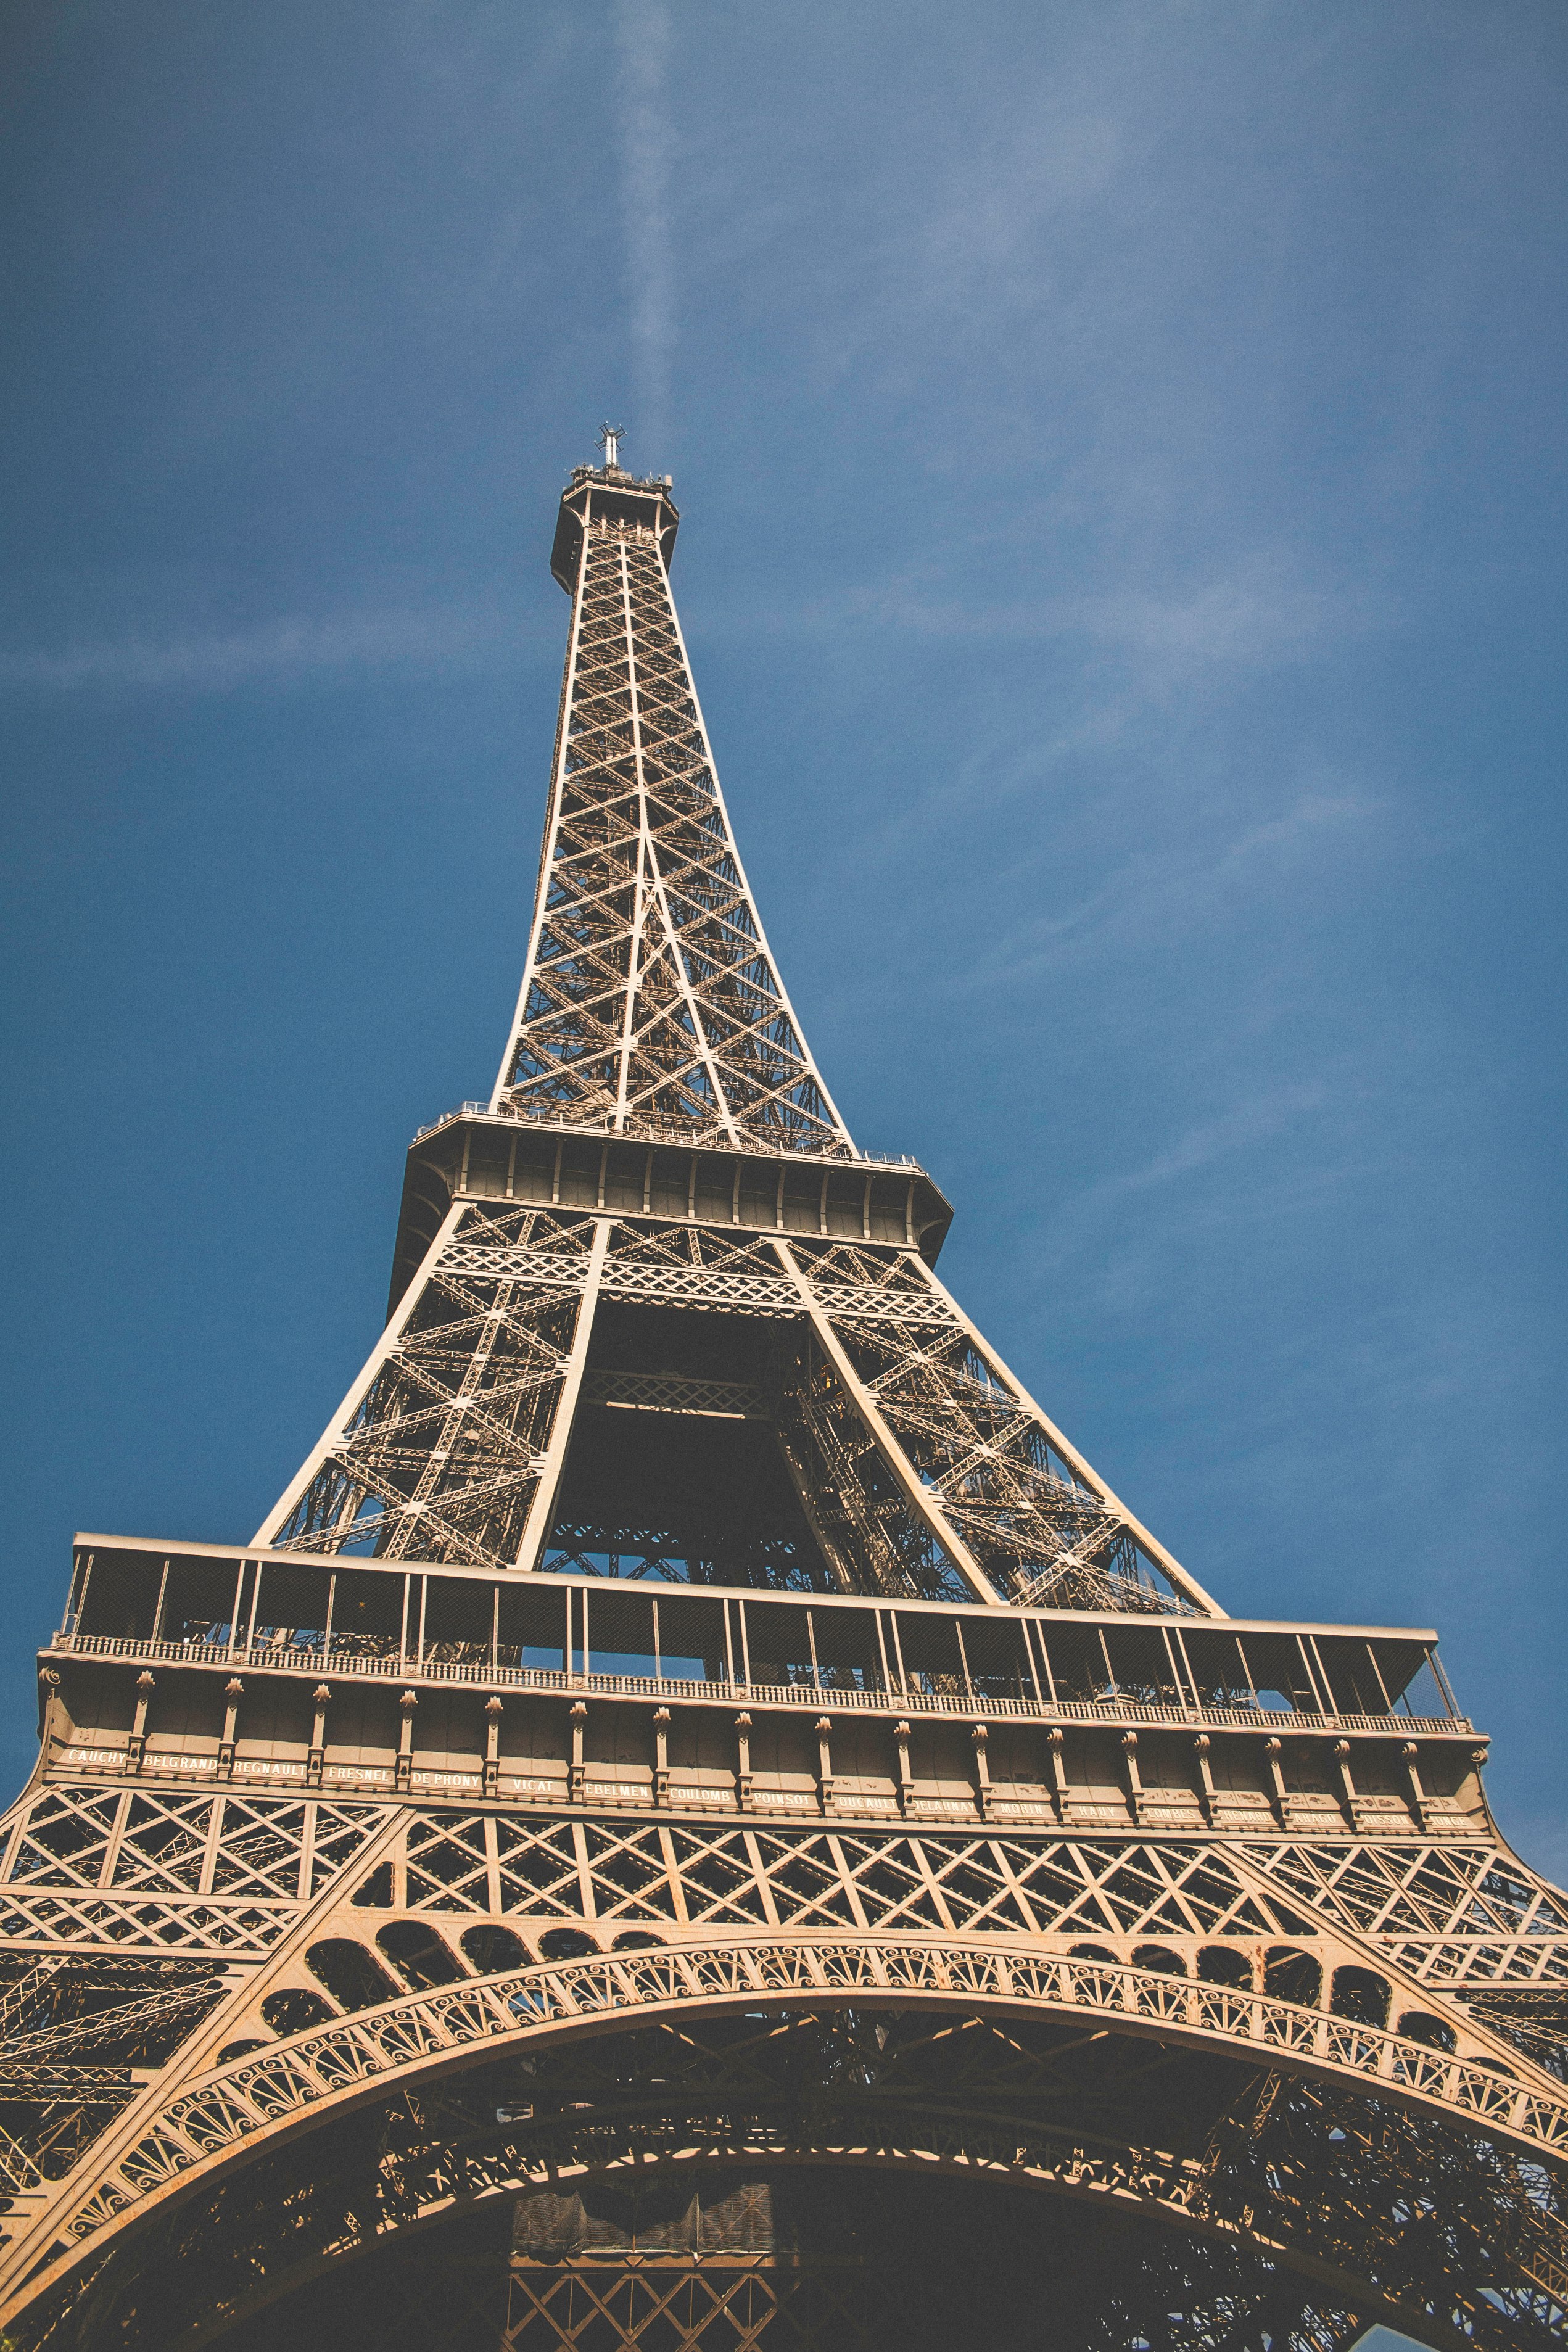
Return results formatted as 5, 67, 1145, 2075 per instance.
492, 461, 853, 1157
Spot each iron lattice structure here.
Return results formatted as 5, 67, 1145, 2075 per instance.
2, 456, 1564, 2352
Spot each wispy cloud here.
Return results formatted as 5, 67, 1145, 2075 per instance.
0, 603, 529, 694
957, 565, 1364, 667
956, 786, 1383, 989
1067, 568, 1381, 672
615, 0, 675, 462
701, 550, 1388, 683
1101, 1079, 1336, 1198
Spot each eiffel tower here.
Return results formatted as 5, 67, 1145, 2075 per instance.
1, 440, 1564, 2352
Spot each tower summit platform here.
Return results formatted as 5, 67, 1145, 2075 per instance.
549, 454, 679, 588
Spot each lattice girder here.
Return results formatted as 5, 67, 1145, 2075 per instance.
256, 1207, 601, 1572
493, 521, 851, 1155
10, 2135, 1377, 2352
250, 1189, 1211, 1604
1, 1897, 1562, 2350
9, 1783, 1561, 1990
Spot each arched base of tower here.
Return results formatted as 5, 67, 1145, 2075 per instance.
8, 1997, 1561, 2352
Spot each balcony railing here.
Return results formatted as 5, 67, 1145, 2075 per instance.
45, 1632, 1471, 1737
409, 1103, 925, 1173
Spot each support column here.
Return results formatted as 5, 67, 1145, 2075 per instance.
1469, 1743, 1490, 1826
1046, 1727, 1069, 1823
893, 1720, 914, 1817
971, 1723, 994, 1821
653, 1708, 671, 1807
734, 1712, 753, 1812
569, 1701, 587, 1804
815, 1716, 835, 1815
484, 1697, 503, 1798
1263, 1735, 1289, 1826
396, 1690, 418, 1793
36, 1670, 60, 1758
126, 1672, 155, 1773
252, 1197, 468, 1546
1401, 1740, 1435, 1831
219, 1678, 242, 1780
307, 1685, 330, 1789
1120, 1730, 1143, 1825
1332, 1738, 1358, 1827
773, 1241, 1002, 1605
514, 1221, 611, 1571
894, 1252, 1224, 1616
1192, 1733, 1217, 1826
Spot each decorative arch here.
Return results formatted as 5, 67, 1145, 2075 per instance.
2, 1934, 1563, 2350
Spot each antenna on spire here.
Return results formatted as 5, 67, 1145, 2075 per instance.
598, 421, 624, 471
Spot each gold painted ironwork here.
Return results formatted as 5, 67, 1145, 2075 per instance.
1, 456, 1562, 2351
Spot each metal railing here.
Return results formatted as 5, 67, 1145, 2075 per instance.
46, 1633, 1470, 1737
409, 1104, 925, 1174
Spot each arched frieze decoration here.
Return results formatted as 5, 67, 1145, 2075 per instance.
2, 1936, 1564, 2350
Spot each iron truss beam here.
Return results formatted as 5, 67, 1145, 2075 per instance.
4, 2005, 1563, 2349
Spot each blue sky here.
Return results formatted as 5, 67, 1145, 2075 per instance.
1, 14, 1564, 2329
